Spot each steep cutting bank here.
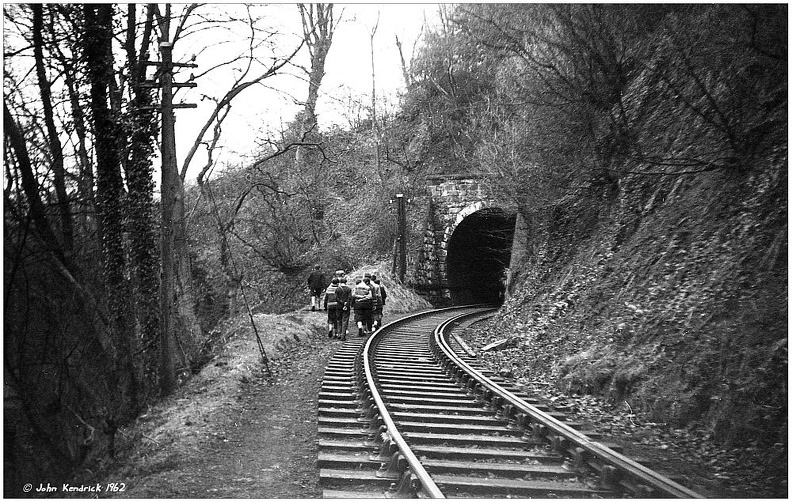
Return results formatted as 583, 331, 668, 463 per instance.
468, 148, 787, 494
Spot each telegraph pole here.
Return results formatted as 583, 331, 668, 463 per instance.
396, 193, 407, 283
158, 38, 178, 394
145, 10, 197, 394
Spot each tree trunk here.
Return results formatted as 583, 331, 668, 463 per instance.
125, 3, 161, 395
83, 3, 139, 417
297, 4, 337, 235
369, 15, 384, 184
298, 3, 335, 137
395, 34, 412, 88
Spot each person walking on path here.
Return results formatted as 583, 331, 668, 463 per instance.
307, 265, 326, 311
323, 278, 341, 338
352, 274, 374, 336
372, 274, 387, 330
369, 274, 383, 331
335, 276, 352, 340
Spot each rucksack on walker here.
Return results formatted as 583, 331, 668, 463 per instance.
325, 285, 338, 308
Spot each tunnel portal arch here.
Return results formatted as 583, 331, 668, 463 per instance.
413, 175, 519, 306
446, 207, 516, 305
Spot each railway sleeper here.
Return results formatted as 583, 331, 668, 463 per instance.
319, 384, 357, 394
379, 381, 464, 391
321, 376, 355, 386
411, 444, 564, 463
321, 379, 355, 387
392, 411, 508, 426
318, 415, 369, 428
322, 368, 355, 377
382, 388, 475, 399
383, 395, 480, 406
375, 373, 455, 383
324, 361, 355, 369
422, 462, 580, 484
402, 431, 546, 448
396, 420, 522, 436
387, 402, 513, 416
324, 366, 355, 374
317, 391, 357, 401
319, 468, 398, 486
374, 366, 447, 376
375, 356, 437, 365
378, 381, 458, 391
376, 340, 430, 347
374, 346, 434, 354
317, 407, 360, 418
327, 352, 357, 360
318, 438, 379, 452
432, 474, 610, 498
318, 426, 384, 440
321, 488, 388, 499
324, 360, 356, 370
317, 399, 360, 409
318, 451, 382, 469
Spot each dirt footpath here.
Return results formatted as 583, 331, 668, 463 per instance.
92, 313, 335, 498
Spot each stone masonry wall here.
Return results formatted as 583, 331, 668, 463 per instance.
412, 176, 497, 305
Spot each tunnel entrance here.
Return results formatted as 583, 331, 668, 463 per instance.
446, 208, 516, 305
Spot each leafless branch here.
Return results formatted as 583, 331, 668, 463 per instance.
181, 39, 306, 180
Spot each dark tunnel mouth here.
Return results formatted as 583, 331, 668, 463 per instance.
446, 208, 517, 306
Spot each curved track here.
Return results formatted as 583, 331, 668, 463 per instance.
317, 307, 702, 498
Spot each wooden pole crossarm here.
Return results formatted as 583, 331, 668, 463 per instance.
140, 82, 197, 89
138, 103, 196, 111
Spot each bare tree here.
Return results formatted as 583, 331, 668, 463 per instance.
367, 12, 384, 182
32, 4, 73, 255
295, 3, 340, 227
298, 3, 338, 142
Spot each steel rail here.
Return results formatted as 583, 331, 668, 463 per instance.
360, 309, 458, 498
431, 310, 704, 499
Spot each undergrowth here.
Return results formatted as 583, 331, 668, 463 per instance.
485, 149, 787, 451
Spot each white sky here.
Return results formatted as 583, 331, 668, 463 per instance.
170, 4, 439, 182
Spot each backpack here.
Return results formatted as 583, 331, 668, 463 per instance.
353, 282, 373, 306
325, 284, 338, 308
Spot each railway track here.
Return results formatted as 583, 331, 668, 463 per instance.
317, 306, 702, 498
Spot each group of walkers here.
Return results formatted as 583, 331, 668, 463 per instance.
307, 266, 387, 341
